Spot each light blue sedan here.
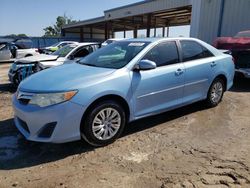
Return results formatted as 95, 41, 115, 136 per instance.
12, 38, 235, 146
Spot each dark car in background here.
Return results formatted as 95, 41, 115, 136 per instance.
214, 30, 250, 78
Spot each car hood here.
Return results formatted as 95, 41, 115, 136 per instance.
19, 63, 116, 92
16, 54, 58, 64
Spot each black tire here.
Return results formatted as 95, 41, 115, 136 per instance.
12, 70, 23, 86
206, 78, 225, 107
81, 100, 126, 147
12, 74, 20, 87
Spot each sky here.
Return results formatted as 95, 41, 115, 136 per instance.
0, 0, 190, 37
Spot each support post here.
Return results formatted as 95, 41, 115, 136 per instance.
80, 27, 84, 42
146, 14, 151, 37
162, 27, 165, 37
61, 29, 65, 37
90, 26, 93, 39
133, 26, 138, 38
123, 25, 126, 38
105, 22, 109, 40
154, 17, 157, 37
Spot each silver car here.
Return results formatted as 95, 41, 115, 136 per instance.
0, 42, 39, 62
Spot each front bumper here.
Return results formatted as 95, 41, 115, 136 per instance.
12, 94, 86, 143
236, 68, 250, 78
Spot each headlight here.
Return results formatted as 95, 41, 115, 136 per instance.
29, 90, 77, 107
11, 63, 35, 71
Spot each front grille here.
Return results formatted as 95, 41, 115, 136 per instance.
18, 118, 30, 133
38, 122, 57, 138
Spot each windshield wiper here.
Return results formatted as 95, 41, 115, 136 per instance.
79, 62, 97, 67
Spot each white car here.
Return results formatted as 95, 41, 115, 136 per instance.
39, 41, 78, 54
0, 42, 39, 62
8, 42, 100, 85
101, 38, 124, 47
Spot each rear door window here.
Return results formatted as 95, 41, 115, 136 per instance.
180, 40, 214, 62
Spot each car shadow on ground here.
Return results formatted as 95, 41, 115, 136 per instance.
0, 77, 248, 170
0, 83, 16, 93
230, 77, 250, 92
0, 118, 94, 170
0, 100, 207, 170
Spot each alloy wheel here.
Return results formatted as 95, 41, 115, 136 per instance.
210, 82, 223, 103
92, 108, 121, 140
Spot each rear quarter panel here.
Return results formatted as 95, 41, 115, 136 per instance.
214, 54, 235, 91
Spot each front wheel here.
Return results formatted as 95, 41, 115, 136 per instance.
206, 78, 225, 107
81, 100, 126, 147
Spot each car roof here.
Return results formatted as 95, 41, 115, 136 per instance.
77, 42, 100, 46
65, 42, 99, 48
60, 41, 78, 43
122, 37, 201, 43
106, 38, 124, 41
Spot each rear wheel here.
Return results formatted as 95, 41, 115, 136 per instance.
81, 100, 126, 147
206, 78, 225, 107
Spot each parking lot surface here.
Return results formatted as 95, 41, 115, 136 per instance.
0, 63, 250, 188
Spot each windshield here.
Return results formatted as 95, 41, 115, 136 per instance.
52, 45, 76, 57
79, 41, 150, 69
51, 42, 60, 47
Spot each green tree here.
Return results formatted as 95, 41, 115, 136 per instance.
5, 34, 28, 38
43, 26, 57, 36
43, 14, 77, 36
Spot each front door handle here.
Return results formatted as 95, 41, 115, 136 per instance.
210, 61, 217, 67
175, 68, 184, 76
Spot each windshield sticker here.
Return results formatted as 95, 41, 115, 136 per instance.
128, 43, 145, 47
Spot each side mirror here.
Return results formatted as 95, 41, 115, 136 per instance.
134, 59, 157, 71
68, 54, 74, 60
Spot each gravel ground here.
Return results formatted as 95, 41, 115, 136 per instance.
0, 63, 250, 188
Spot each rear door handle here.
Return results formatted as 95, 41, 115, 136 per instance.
210, 61, 217, 67
175, 68, 184, 76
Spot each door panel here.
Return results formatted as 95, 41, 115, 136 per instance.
131, 63, 185, 117
0, 47, 11, 61
182, 58, 216, 104
180, 40, 216, 104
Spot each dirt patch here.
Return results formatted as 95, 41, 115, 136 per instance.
0, 63, 250, 187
